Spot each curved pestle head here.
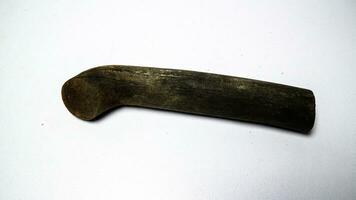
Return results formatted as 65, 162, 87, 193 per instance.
62, 77, 107, 120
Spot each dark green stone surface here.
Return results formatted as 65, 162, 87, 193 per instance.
62, 65, 315, 133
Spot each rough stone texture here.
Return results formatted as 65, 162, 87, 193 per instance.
62, 65, 315, 133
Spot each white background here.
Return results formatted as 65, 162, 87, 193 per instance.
1, 0, 355, 199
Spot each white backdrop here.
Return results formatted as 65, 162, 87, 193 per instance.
1, 0, 355, 199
